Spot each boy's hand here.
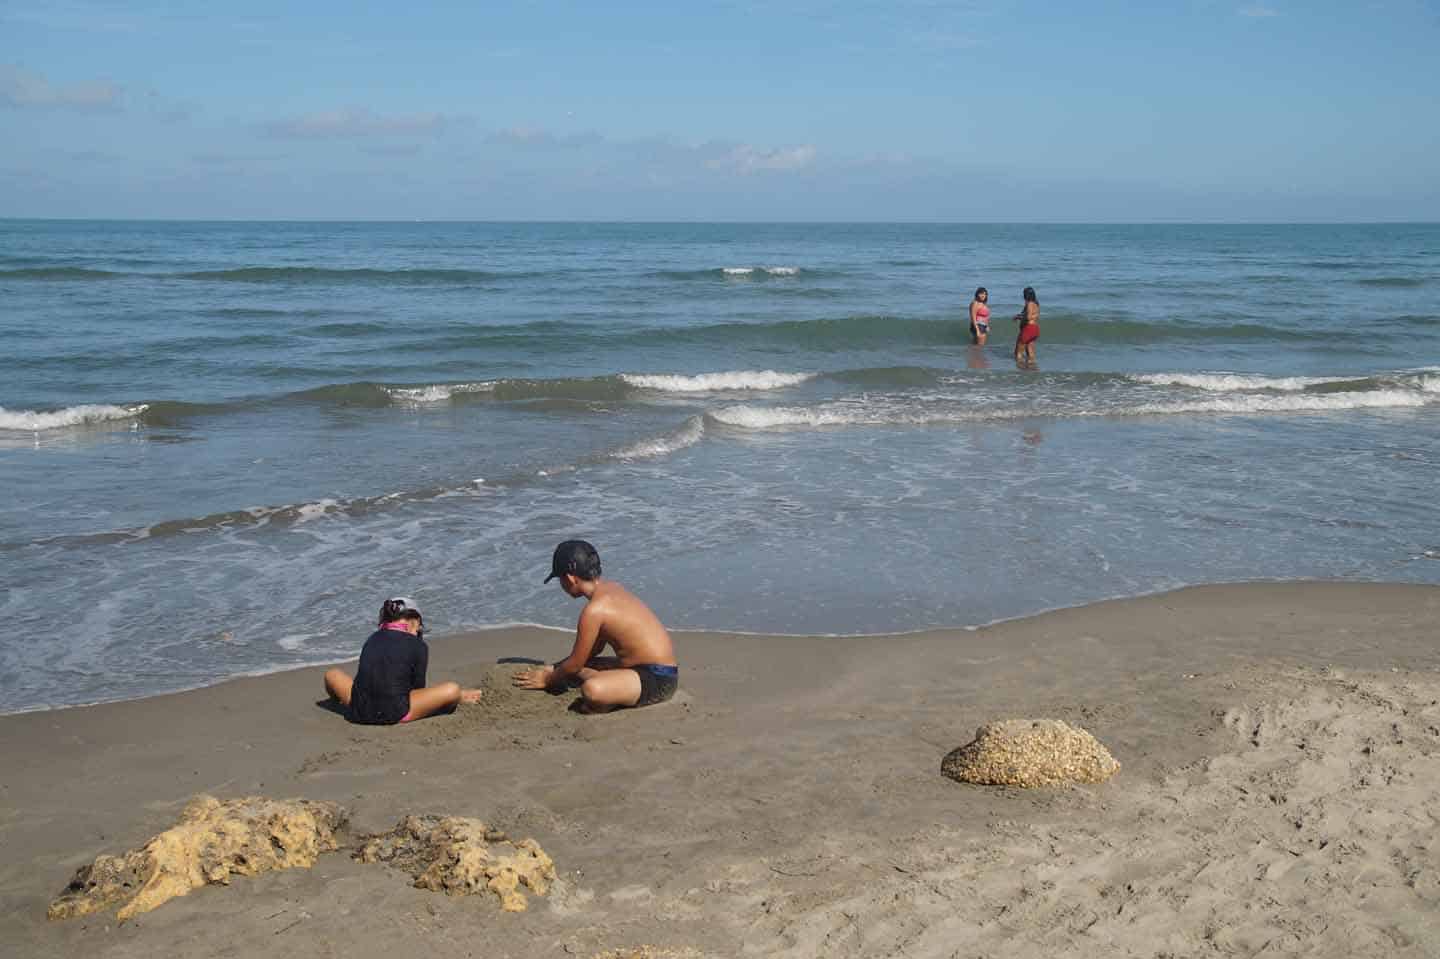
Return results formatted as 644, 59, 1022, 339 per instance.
512, 666, 554, 690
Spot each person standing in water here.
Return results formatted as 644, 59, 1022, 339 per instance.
968, 287, 991, 345
1014, 286, 1040, 367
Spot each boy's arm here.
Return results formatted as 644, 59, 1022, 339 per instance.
548, 606, 604, 688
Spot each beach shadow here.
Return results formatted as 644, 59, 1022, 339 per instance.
312, 698, 457, 721
497, 656, 546, 665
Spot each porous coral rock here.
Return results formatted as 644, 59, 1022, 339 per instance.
354, 814, 556, 911
48, 795, 347, 921
941, 719, 1120, 787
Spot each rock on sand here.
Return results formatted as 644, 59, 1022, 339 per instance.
48, 795, 347, 921
354, 814, 556, 911
941, 718, 1120, 787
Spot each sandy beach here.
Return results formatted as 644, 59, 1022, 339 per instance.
3, 581, 1438, 958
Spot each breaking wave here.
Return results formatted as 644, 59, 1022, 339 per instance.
0, 404, 148, 432
620, 371, 815, 392
709, 385, 1435, 431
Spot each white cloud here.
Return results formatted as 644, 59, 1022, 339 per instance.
0, 64, 122, 111
477, 127, 818, 177
707, 143, 818, 175
1239, 4, 1280, 16
487, 126, 602, 148
264, 108, 447, 139
143, 88, 196, 123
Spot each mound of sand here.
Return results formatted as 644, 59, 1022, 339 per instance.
354, 814, 556, 911
471, 664, 580, 720
941, 719, 1120, 787
48, 795, 347, 921
415, 664, 581, 746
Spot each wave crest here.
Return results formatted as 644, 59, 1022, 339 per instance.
721, 266, 801, 277
387, 382, 496, 403
621, 370, 814, 392
0, 404, 148, 431
1132, 372, 1350, 392
613, 416, 706, 459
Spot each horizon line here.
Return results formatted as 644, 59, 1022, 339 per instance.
4, 217, 1439, 227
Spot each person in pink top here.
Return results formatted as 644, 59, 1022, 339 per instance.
968, 287, 991, 345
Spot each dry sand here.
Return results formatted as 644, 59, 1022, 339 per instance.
2, 582, 1438, 958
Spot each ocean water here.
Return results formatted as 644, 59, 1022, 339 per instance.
2, 220, 1437, 713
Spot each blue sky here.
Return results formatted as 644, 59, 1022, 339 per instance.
2, 1, 1437, 221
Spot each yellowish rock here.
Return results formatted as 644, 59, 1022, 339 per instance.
354, 815, 556, 911
48, 795, 347, 921
941, 719, 1120, 787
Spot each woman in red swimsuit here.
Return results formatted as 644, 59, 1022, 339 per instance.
1013, 286, 1039, 367
968, 287, 991, 345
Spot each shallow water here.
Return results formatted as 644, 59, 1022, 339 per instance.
2, 221, 1438, 712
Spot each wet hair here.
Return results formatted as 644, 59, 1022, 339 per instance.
974, 287, 988, 299
1022, 287, 1038, 303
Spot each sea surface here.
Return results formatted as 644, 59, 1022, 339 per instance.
2, 221, 1438, 714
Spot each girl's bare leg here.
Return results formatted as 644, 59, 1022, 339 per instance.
324, 668, 354, 706
402, 681, 483, 721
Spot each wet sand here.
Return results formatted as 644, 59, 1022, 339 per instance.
3, 582, 1438, 958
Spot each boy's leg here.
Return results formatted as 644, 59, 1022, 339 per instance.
578, 669, 642, 713
402, 681, 483, 721
324, 668, 354, 706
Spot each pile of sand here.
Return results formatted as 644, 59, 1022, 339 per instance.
941, 718, 1121, 787
415, 664, 582, 745
48, 796, 347, 921
354, 814, 556, 911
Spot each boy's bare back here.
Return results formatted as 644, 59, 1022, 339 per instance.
579, 580, 676, 666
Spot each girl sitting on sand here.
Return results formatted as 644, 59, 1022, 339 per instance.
323, 597, 481, 724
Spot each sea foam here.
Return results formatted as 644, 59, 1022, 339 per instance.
0, 404, 148, 431
621, 370, 814, 392
711, 386, 1433, 431
721, 266, 801, 276
1132, 372, 1344, 392
710, 404, 899, 428
386, 382, 495, 403
612, 416, 706, 460
1136, 391, 1431, 416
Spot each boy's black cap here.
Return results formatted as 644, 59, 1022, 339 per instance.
545, 539, 601, 582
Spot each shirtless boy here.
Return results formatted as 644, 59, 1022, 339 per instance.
512, 540, 679, 712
